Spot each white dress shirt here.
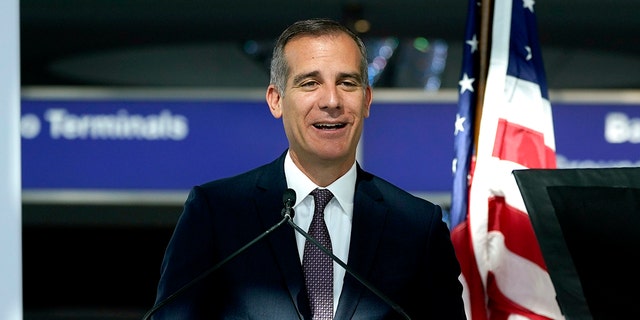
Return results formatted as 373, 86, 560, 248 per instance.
284, 151, 355, 315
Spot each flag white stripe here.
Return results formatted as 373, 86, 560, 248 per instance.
487, 231, 564, 318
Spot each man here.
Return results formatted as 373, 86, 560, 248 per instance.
150, 18, 466, 319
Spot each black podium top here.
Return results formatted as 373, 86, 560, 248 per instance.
513, 167, 640, 320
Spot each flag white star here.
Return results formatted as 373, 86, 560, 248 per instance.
452, 158, 458, 174
523, 0, 535, 12
455, 113, 466, 135
458, 73, 475, 94
466, 34, 479, 53
525, 46, 532, 60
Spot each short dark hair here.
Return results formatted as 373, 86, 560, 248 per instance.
269, 18, 369, 95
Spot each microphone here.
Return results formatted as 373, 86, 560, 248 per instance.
286, 189, 411, 320
282, 187, 296, 219
141, 189, 297, 320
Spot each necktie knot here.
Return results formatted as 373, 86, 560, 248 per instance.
311, 188, 334, 213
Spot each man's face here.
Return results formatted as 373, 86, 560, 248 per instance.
267, 33, 372, 171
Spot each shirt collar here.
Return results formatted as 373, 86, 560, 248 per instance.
284, 150, 356, 208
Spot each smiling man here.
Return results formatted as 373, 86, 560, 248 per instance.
150, 18, 466, 320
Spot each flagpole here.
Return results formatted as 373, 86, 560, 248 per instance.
474, 0, 493, 149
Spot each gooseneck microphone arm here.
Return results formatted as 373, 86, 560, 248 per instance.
285, 189, 411, 320
141, 190, 297, 320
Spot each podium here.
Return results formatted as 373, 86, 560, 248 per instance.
513, 167, 640, 320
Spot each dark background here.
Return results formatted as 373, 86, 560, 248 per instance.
20, 0, 640, 89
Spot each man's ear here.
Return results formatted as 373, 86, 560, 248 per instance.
363, 85, 372, 118
266, 85, 283, 119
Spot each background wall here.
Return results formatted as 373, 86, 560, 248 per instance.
2, 1, 21, 319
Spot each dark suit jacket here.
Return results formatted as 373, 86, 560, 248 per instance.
152, 151, 466, 319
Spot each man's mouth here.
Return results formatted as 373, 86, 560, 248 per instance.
314, 123, 346, 130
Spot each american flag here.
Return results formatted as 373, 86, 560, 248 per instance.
450, 0, 564, 319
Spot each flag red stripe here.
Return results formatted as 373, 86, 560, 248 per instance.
451, 221, 489, 320
487, 196, 547, 269
491, 119, 556, 168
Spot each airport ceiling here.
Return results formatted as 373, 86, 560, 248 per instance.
20, 0, 640, 90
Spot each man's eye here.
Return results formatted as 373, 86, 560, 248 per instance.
300, 82, 318, 88
339, 81, 361, 90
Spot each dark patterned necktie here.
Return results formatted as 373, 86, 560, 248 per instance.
303, 188, 335, 320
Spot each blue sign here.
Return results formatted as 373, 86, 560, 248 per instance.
553, 102, 640, 168
21, 96, 640, 193
21, 98, 287, 190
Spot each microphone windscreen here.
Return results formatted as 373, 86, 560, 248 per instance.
283, 188, 296, 206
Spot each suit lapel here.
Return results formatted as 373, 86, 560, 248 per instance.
335, 170, 389, 319
254, 156, 389, 318
254, 152, 308, 317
